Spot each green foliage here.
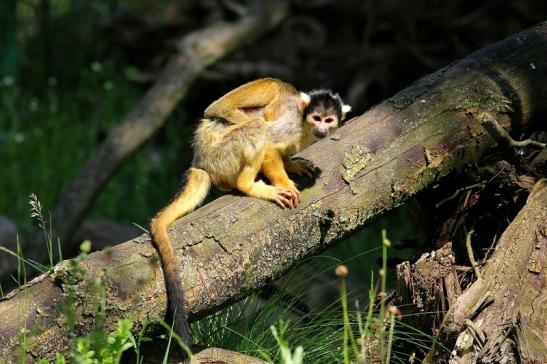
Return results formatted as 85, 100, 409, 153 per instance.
269, 321, 304, 364
39, 319, 135, 364
0, 61, 140, 234
74, 319, 134, 364
38, 353, 66, 364
0, 59, 196, 238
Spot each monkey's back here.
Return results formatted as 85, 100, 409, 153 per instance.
193, 117, 268, 188
203, 78, 298, 123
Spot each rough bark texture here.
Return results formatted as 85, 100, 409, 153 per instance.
185, 348, 268, 364
11, 0, 289, 276
395, 242, 461, 333
424, 181, 547, 363
1, 21, 547, 362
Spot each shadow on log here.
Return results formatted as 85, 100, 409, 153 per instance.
1, 21, 547, 361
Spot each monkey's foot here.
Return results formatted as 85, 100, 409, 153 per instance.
285, 158, 316, 178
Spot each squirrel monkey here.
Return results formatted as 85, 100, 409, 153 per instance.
150, 78, 350, 346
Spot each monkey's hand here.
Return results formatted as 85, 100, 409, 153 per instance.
284, 157, 316, 178
281, 179, 301, 207
238, 178, 299, 209
272, 185, 299, 209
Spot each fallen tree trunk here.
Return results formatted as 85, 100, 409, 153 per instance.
1, 21, 547, 361
423, 181, 547, 363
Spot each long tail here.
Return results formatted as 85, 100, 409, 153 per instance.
150, 167, 211, 347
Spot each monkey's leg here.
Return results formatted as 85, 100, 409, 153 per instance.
262, 149, 301, 206
263, 95, 282, 122
204, 80, 282, 123
283, 157, 316, 178
236, 158, 296, 209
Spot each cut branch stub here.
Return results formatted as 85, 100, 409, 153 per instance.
395, 242, 460, 334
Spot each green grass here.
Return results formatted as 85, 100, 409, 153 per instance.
187, 231, 436, 364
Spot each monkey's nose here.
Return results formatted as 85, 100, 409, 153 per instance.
313, 129, 328, 138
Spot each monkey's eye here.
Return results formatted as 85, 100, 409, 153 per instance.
313, 115, 321, 122
325, 117, 334, 123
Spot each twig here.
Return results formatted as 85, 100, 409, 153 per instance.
465, 230, 482, 280
478, 112, 546, 156
435, 182, 485, 208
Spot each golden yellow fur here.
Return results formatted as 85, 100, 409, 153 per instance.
194, 78, 319, 205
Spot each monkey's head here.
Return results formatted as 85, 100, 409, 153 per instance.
298, 90, 351, 139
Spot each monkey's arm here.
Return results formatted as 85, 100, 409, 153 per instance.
236, 149, 296, 208
203, 78, 293, 123
261, 148, 301, 205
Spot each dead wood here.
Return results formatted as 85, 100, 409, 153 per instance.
395, 242, 461, 334
424, 180, 547, 363
1, 21, 547, 361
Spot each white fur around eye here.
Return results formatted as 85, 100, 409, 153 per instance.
299, 92, 311, 105
342, 104, 352, 113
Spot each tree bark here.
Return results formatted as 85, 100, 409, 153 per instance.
184, 348, 268, 364
395, 242, 461, 334
424, 180, 547, 363
1, 21, 547, 361
11, 0, 290, 277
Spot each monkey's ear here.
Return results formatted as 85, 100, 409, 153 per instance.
341, 104, 352, 118
298, 92, 311, 111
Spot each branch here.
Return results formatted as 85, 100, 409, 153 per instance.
183, 347, 267, 364
2, 21, 547, 361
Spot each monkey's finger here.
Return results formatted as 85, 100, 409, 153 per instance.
286, 188, 300, 206
273, 195, 291, 209
299, 159, 315, 168
280, 191, 296, 209
282, 195, 295, 209
275, 188, 295, 209
288, 193, 299, 208
294, 189, 301, 205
